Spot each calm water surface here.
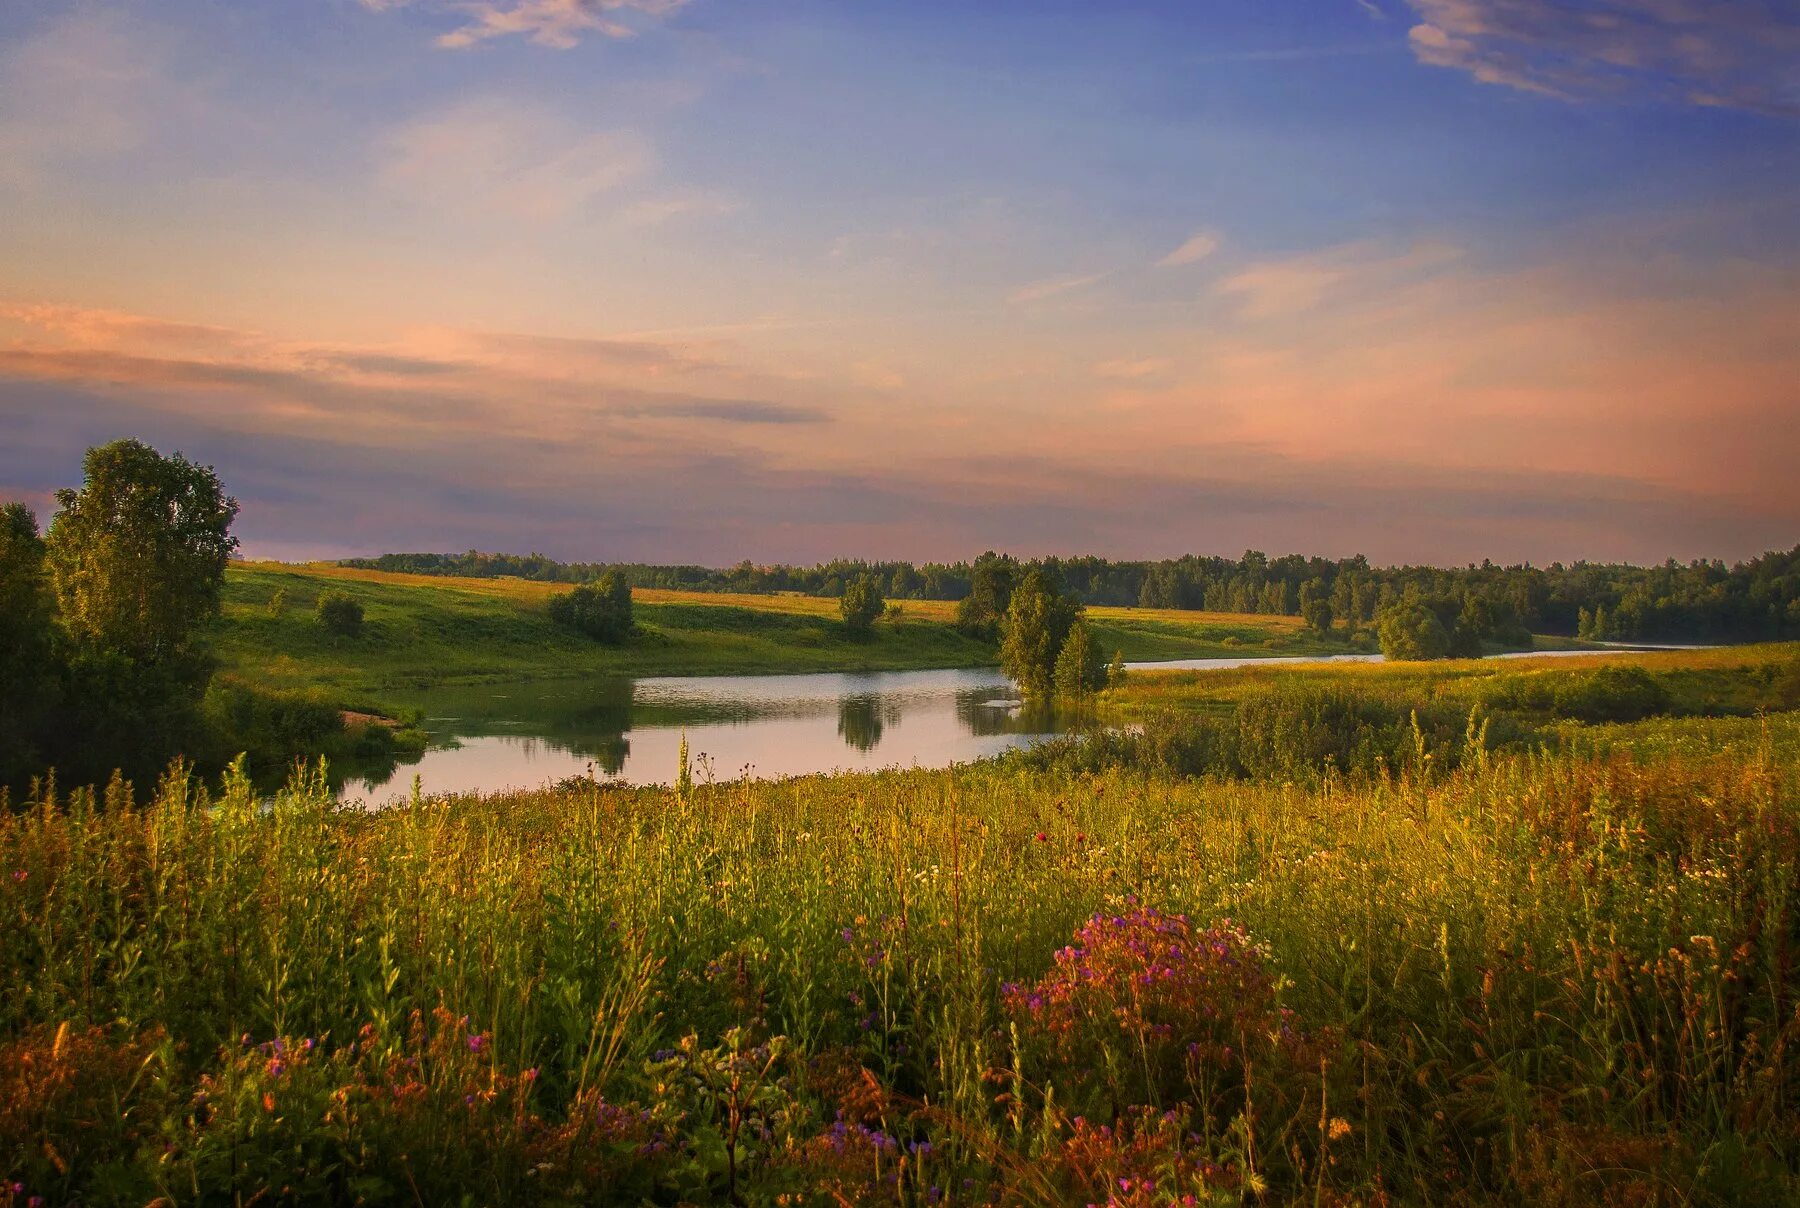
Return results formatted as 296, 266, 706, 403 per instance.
343, 648, 1666, 802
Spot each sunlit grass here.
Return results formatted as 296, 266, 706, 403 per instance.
212, 562, 1336, 711
5, 707, 1798, 1202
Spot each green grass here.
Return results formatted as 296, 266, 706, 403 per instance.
6, 704, 1799, 1203
211, 562, 1345, 712
1101, 641, 1800, 722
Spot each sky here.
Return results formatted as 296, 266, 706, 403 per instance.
1, 0, 1796, 568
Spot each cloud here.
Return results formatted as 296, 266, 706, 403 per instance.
0, 303, 253, 353
1007, 273, 1106, 305
366, 0, 689, 50
618, 190, 741, 227
1404, 0, 1800, 115
1157, 231, 1221, 268
382, 98, 653, 220
1093, 357, 1172, 380
1217, 239, 1462, 318
0, 302, 834, 452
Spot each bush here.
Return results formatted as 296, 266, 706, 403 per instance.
1481, 665, 1672, 723
1014, 685, 1513, 783
315, 590, 363, 636
839, 573, 884, 637
1378, 601, 1450, 661
547, 572, 633, 644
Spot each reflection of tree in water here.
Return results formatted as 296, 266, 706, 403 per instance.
954, 690, 1061, 738
573, 732, 630, 776
837, 694, 901, 752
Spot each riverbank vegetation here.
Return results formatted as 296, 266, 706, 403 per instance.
0, 444, 424, 795
5, 663, 1799, 1203
346, 542, 1800, 645
205, 563, 1343, 712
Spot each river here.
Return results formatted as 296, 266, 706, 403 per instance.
342, 647, 1659, 802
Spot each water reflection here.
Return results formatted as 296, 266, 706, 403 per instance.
836, 694, 899, 752
343, 648, 1663, 802
347, 667, 1053, 802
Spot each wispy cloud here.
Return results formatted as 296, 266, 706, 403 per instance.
1217, 239, 1462, 318
1404, 0, 1800, 115
364, 0, 688, 50
381, 98, 653, 220
1007, 273, 1106, 305
1156, 231, 1221, 268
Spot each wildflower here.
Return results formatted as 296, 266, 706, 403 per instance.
1328, 1118, 1352, 1141
521, 1067, 539, 1081
9, 871, 24, 883
467, 1033, 487, 1053
1035, 831, 1048, 842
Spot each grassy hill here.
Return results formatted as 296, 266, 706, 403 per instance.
210, 562, 1343, 708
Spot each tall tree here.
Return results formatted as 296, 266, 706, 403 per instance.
1053, 618, 1107, 702
1000, 568, 1081, 699
46, 440, 239, 662
955, 556, 1015, 641
42, 441, 239, 786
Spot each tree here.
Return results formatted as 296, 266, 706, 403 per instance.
45, 440, 239, 662
955, 558, 1015, 641
38, 441, 239, 786
1053, 619, 1107, 702
1000, 568, 1081, 699
840, 573, 885, 637
1301, 598, 1334, 637
547, 572, 634, 644
0, 504, 60, 785
316, 590, 365, 637
1377, 601, 1450, 661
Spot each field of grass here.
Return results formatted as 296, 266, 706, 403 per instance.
6, 692, 1799, 1204
210, 563, 1343, 711
1101, 642, 1800, 722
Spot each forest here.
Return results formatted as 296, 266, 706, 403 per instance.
346, 545, 1800, 644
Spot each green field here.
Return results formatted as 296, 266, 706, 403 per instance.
6, 645, 1800, 1204
212, 562, 1347, 710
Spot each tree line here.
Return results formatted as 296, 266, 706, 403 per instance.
346, 545, 1800, 644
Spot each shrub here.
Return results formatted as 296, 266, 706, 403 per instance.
315, 590, 363, 636
1481, 665, 1671, 723
547, 571, 633, 643
840, 573, 885, 637
1551, 665, 1670, 722
1377, 601, 1449, 661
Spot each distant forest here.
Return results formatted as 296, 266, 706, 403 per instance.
342, 545, 1800, 643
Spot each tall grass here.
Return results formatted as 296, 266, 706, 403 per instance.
5, 715, 1799, 1203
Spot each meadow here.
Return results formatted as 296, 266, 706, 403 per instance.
210, 563, 1348, 711
5, 647, 1799, 1205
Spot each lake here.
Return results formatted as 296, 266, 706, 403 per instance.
343, 647, 1661, 802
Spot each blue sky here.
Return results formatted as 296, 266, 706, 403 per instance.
1, 0, 1795, 565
